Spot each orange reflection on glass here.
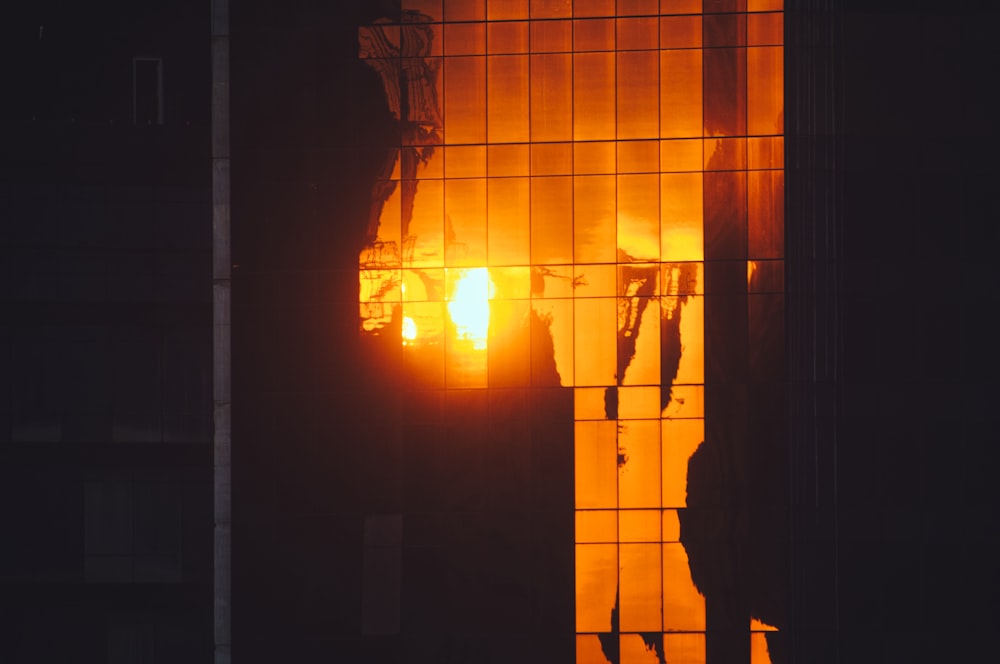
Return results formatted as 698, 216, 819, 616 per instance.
748, 46, 783, 136
750, 619, 778, 664
750, 633, 774, 664
530, 52, 572, 140
488, 0, 528, 21
661, 173, 704, 261
660, 49, 702, 138
621, 634, 664, 664
618, 17, 659, 50
621, 548, 665, 631
577, 635, 612, 664
662, 633, 706, 664
661, 418, 704, 508
575, 420, 618, 510
619, 509, 661, 543
576, 543, 619, 632
662, 543, 706, 632
619, 420, 661, 508
487, 20, 528, 53
577, 509, 618, 543
446, 267, 494, 350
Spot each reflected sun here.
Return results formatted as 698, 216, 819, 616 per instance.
447, 267, 494, 350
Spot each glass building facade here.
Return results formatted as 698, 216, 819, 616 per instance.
356, 2, 784, 662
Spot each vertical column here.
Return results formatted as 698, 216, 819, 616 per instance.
211, 1, 231, 662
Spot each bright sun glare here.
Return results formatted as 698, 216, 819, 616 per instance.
447, 267, 494, 350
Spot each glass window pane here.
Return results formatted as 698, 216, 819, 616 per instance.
488, 55, 529, 143
661, 384, 704, 418
620, 543, 663, 631
574, 141, 616, 175
747, 259, 783, 294
618, 17, 659, 50
574, 263, 617, 298
704, 137, 747, 171
531, 142, 573, 175
533, 296, 574, 385
748, 136, 783, 170
575, 420, 618, 509
660, 50, 702, 138
617, 386, 661, 418
444, 178, 486, 266
619, 634, 665, 664
530, 53, 572, 141
618, 140, 659, 174
704, 47, 747, 137
751, 633, 773, 664
446, 340, 487, 388
574, 52, 616, 141
444, 0, 484, 21
748, 0, 783, 11
577, 509, 618, 542
672, 293, 704, 386
704, 171, 747, 260
577, 635, 612, 664
660, 0, 703, 15
619, 509, 661, 542
748, 46, 783, 136
662, 543, 706, 632
444, 56, 486, 144
576, 543, 619, 632
748, 170, 784, 259
487, 21, 528, 54
661, 139, 703, 173
574, 0, 615, 17
491, 265, 531, 299
530, 0, 572, 18
403, 301, 446, 386
574, 175, 617, 264
618, 50, 659, 139
662, 633, 706, 664
402, 0, 441, 20
488, 0, 527, 20
662, 509, 681, 541
575, 386, 609, 420
444, 145, 486, 178
487, 177, 529, 265
661, 418, 703, 507
489, 298, 531, 386
660, 15, 702, 48
444, 22, 486, 55
748, 11, 782, 45
618, 173, 660, 262
704, 12, 746, 48
530, 176, 573, 264
660, 173, 703, 262
410, 179, 445, 267
529, 18, 571, 52
574, 19, 615, 51
487, 143, 529, 176
619, 0, 659, 15
574, 297, 617, 386
618, 419, 661, 508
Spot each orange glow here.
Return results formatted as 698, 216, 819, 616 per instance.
446, 267, 494, 350
358, 4, 783, 661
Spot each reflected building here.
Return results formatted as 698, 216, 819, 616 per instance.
355, 2, 785, 663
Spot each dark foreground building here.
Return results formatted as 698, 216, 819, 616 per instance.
2, 1, 998, 663
0, 1, 214, 662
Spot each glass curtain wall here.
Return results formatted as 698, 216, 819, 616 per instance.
358, 1, 783, 662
